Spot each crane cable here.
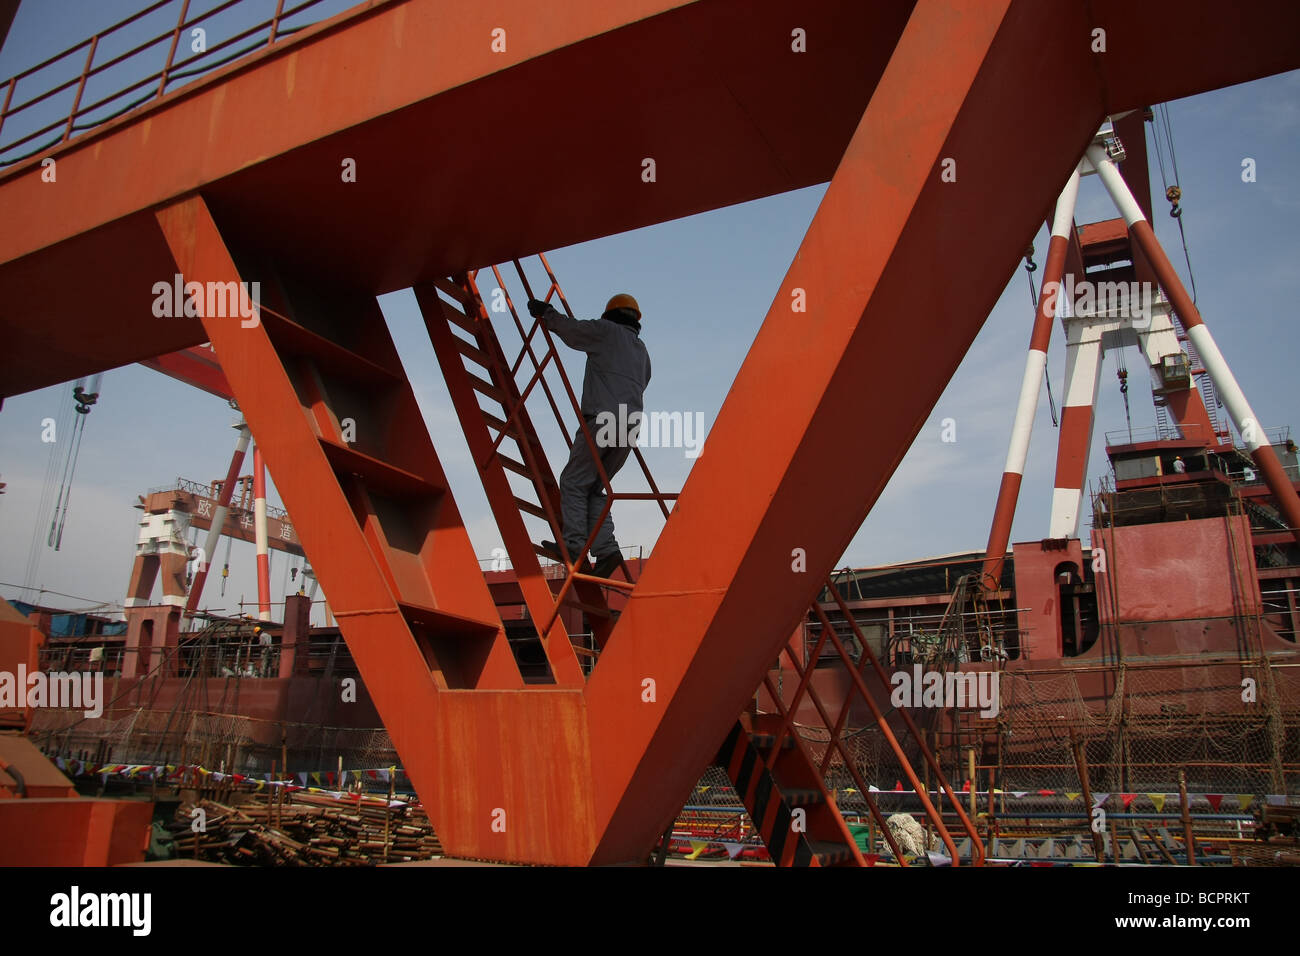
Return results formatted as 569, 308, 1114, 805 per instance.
22, 384, 80, 596
47, 374, 103, 552
1149, 103, 1199, 304
1115, 342, 1134, 444
1023, 245, 1059, 427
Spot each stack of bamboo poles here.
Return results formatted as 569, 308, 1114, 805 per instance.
170, 786, 441, 865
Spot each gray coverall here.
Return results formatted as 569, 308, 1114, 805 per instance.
543, 305, 651, 560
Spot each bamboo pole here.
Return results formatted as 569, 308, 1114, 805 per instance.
383, 768, 396, 862
1070, 729, 1105, 863
967, 747, 977, 819
1179, 770, 1198, 865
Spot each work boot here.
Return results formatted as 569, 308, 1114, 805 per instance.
541, 540, 589, 568
592, 550, 622, 579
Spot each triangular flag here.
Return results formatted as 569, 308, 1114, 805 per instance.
1012, 791, 1027, 799
687, 840, 708, 860
1206, 794, 1223, 811
1092, 793, 1110, 809
1038, 789, 1055, 797
297, 773, 308, 786
1066, 792, 1081, 802
894, 780, 903, 791
843, 788, 857, 794
868, 785, 880, 793
1149, 793, 1167, 812
1236, 794, 1254, 811
1121, 794, 1136, 809
962, 780, 971, 793
310, 772, 322, 785
863, 854, 880, 866
722, 842, 744, 860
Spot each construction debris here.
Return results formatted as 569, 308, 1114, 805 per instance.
170, 789, 441, 866
885, 812, 939, 859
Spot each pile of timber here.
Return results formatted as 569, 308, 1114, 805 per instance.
170, 790, 441, 866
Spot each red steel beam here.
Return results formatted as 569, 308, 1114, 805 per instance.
139, 345, 234, 401
584, 0, 1117, 864
0, 0, 915, 398
0, 1, 20, 57
2, 0, 1298, 866
5, 1, 1297, 399
152, 196, 616, 864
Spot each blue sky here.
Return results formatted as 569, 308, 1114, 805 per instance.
1, 2, 1297, 624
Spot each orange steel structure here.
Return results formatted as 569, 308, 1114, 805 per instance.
2, 0, 1299, 865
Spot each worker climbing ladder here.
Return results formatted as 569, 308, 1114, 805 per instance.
415, 255, 674, 680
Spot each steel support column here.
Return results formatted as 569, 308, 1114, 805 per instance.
984, 168, 1081, 584
185, 421, 250, 619
585, 0, 1110, 863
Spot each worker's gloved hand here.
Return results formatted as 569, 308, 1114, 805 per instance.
527, 298, 551, 319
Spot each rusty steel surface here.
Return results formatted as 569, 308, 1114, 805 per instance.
1, 0, 1298, 865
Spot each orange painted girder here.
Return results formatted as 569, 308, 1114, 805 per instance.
0, 0, 915, 397
583, 0, 1300, 863
6, 0, 1300, 866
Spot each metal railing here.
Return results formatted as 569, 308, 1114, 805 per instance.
146, 475, 291, 522
0, 0, 335, 167
1104, 423, 1219, 447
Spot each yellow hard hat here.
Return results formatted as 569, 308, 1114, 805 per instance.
605, 293, 641, 319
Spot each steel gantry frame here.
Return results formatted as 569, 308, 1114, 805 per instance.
3, 0, 1299, 865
